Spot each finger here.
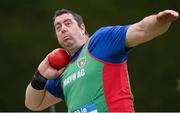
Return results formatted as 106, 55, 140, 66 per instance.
157, 10, 179, 23
42, 53, 52, 65
163, 10, 179, 18
171, 11, 179, 18
57, 67, 66, 75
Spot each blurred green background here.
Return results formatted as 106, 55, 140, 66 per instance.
0, 0, 179, 112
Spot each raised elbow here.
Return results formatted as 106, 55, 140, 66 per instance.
25, 101, 43, 111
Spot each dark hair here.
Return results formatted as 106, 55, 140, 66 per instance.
53, 9, 88, 36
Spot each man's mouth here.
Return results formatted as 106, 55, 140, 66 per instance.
63, 35, 70, 41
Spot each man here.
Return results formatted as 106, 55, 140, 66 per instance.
25, 9, 179, 112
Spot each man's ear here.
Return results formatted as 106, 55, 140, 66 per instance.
80, 24, 86, 35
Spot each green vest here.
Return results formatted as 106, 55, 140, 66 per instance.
60, 40, 108, 112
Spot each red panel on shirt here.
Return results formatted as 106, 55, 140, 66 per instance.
102, 61, 134, 112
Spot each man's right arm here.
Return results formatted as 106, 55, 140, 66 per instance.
25, 84, 62, 111
25, 54, 65, 111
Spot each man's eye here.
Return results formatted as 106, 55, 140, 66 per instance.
65, 22, 71, 26
56, 26, 61, 31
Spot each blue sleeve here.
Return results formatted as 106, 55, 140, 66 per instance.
45, 78, 64, 99
88, 25, 130, 63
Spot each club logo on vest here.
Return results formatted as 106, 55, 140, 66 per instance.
77, 56, 86, 68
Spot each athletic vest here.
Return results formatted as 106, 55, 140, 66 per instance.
60, 39, 134, 112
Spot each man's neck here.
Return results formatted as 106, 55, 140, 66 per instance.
66, 35, 89, 57
68, 46, 81, 57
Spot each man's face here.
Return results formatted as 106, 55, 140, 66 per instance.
54, 13, 85, 50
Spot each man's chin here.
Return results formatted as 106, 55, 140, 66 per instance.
64, 42, 73, 48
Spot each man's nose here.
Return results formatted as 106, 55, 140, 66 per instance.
61, 25, 68, 33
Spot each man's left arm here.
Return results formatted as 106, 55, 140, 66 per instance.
126, 10, 179, 48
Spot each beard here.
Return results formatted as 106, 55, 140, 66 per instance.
60, 39, 74, 49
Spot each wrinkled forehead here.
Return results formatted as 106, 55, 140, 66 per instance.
54, 13, 75, 25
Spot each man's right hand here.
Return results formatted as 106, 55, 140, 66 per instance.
37, 54, 65, 80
